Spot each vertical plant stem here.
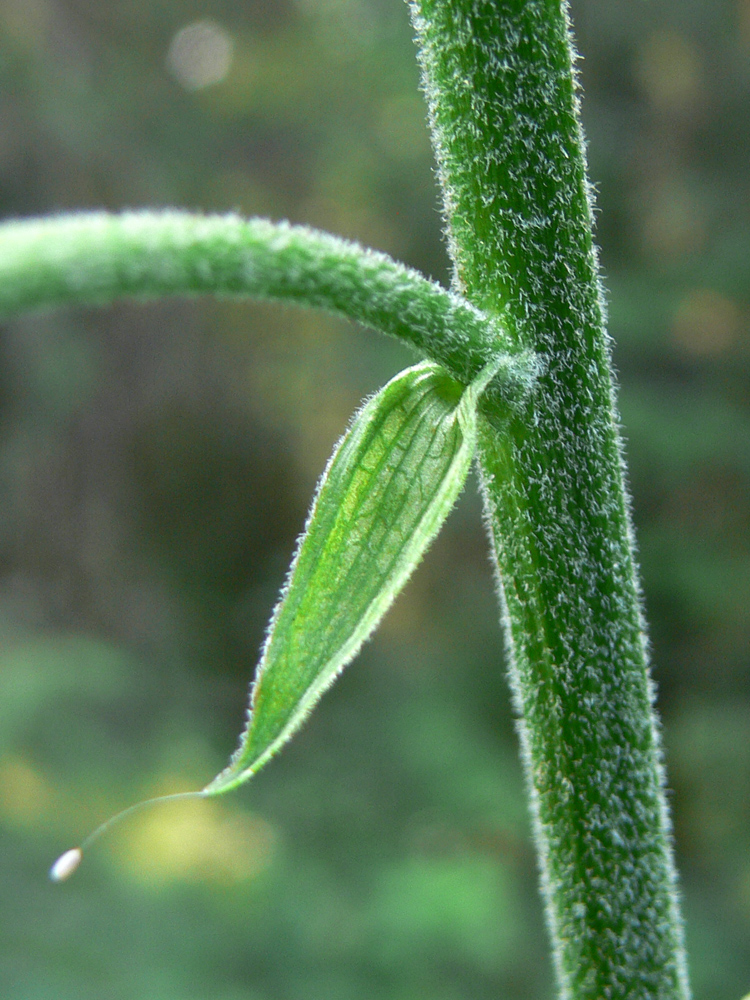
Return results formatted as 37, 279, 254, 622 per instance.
409, 2, 691, 998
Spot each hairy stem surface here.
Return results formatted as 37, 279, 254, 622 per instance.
0, 211, 521, 390
409, 1, 690, 998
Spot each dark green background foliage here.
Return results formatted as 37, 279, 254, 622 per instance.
0, 1, 748, 997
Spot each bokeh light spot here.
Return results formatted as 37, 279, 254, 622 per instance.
167, 20, 234, 92
0, 755, 51, 824
116, 792, 275, 886
635, 29, 703, 111
672, 289, 741, 355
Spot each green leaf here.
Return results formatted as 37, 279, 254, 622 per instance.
205, 360, 495, 795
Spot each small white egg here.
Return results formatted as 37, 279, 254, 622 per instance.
49, 847, 83, 883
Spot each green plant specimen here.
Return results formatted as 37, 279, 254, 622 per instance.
409, 2, 690, 998
2, 1, 692, 998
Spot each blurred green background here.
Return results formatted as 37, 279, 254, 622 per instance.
0, 0, 748, 997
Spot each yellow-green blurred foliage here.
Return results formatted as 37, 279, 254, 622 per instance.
1, 1, 749, 998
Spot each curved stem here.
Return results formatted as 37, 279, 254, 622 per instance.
0, 210, 524, 390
